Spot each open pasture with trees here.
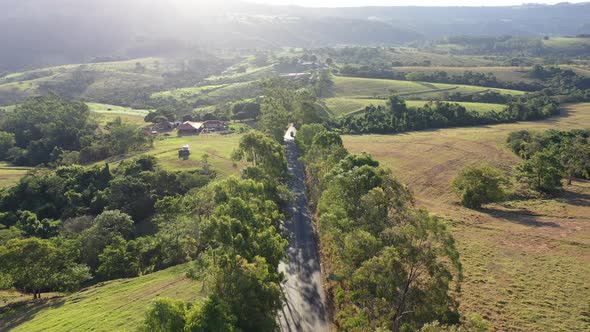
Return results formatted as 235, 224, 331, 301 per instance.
343, 103, 590, 331
324, 97, 506, 117
332, 76, 525, 100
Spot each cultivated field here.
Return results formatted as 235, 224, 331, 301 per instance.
343, 103, 590, 331
332, 76, 524, 100
324, 97, 506, 117
0, 265, 203, 332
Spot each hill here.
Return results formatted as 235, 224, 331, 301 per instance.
0, 57, 231, 106
343, 103, 590, 331
2, 1, 590, 71
0, 265, 204, 332
332, 76, 525, 100
324, 98, 506, 117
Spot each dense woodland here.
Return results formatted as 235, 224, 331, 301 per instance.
0, 96, 151, 166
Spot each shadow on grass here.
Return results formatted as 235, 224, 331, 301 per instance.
0, 296, 65, 331
557, 181, 590, 207
481, 207, 561, 228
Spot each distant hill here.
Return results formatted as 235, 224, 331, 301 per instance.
1, 0, 590, 71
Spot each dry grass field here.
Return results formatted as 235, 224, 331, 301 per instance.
343, 103, 590, 331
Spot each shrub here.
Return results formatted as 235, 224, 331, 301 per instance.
143, 298, 187, 332
452, 165, 508, 208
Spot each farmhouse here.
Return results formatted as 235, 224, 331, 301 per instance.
177, 121, 203, 135
151, 121, 174, 133
202, 120, 228, 132
176, 120, 229, 135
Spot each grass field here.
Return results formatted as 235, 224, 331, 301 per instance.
87, 102, 151, 128
367, 48, 503, 67
0, 265, 204, 332
324, 97, 506, 117
0, 163, 33, 188
544, 37, 590, 51
343, 103, 590, 331
391, 66, 536, 83
119, 134, 245, 177
332, 76, 525, 100
151, 81, 260, 106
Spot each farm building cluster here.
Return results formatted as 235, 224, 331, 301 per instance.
146, 120, 229, 136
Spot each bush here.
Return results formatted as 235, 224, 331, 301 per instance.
452, 165, 508, 208
143, 298, 187, 332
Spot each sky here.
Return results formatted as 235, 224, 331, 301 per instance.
246, 0, 586, 7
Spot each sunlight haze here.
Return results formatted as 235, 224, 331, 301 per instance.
247, 0, 586, 7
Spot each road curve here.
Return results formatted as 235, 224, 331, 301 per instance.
277, 139, 330, 332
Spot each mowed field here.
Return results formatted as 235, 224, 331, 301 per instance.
343, 103, 590, 331
332, 76, 525, 100
141, 134, 244, 176
324, 97, 506, 117
0, 265, 204, 332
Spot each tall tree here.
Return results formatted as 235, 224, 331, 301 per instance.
0, 237, 91, 298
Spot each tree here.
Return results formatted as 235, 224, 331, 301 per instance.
295, 123, 326, 153
16, 210, 61, 238
79, 210, 134, 271
517, 147, 565, 194
185, 294, 237, 332
560, 136, 590, 185
232, 131, 288, 182
0, 238, 91, 298
0, 131, 15, 160
143, 298, 187, 332
258, 97, 289, 142
1, 95, 94, 166
96, 236, 138, 280
452, 165, 509, 208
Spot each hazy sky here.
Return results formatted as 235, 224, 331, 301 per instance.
247, 0, 586, 7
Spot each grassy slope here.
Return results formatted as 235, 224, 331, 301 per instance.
374, 48, 501, 67
392, 66, 536, 83
324, 98, 506, 117
141, 134, 244, 176
87, 102, 152, 128
343, 103, 590, 331
0, 163, 33, 188
543, 37, 590, 51
1, 265, 204, 332
151, 81, 260, 106
0, 58, 173, 105
332, 76, 524, 100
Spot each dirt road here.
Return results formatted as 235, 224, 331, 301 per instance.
277, 139, 329, 332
